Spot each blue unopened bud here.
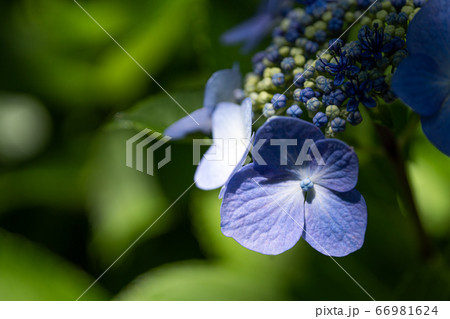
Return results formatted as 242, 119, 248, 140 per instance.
281, 57, 296, 72
267, 50, 281, 63
390, 0, 406, 9
272, 73, 285, 87
315, 30, 327, 43
293, 73, 306, 87
347, 111, 363, 125
329, 38, 344, 52
328, 18, 344, 32
285, 29, 300, 43
271, 93, 287, 109
254, 63, 266, 76
385, 12, 398, 25
305, 40, 319, 54
306, 97, 322, 112
330, 117, 346, 133
397, 12, 408, 24
300, 87, 316, 103
263, 103, 276, 118
316, 76, 334, 94
313, 112, 328, 127
315, 59, 328, 73
286, 104, 303, 118
300, 178, 314, 192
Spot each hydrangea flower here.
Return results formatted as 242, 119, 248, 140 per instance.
164, 68, 241, 140
195, 98, 253, 190
392, 0, 450, 156
221, 0, 292, 53
220, 117, 367, 256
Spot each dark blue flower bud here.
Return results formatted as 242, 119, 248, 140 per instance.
252, 51, 266, 64
331, 117, 346, 133
329, 38, 344, 53
328, 18, 343, 32
315, 30, 327, 43
272, 27, 284, 38
305, 40, 319, 54
390, 0, 406, 9
347, 111, 363, 125
385, 12, 398, 25
293, 73, 306, 87
299, 87, 316, 103
272, 93, 287, 109
286, 104, 303, 117
267, 49, 281, 63
281, 57, 296, 72
313, 112, 328, 127
254, 63, 266, 76
397, 12, 408, 24
272, 73, 285, 87
285, 29, 300, 43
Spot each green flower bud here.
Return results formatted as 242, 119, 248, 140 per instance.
279, 46, 291, 57
395, 27, 406, 38
345, 12, 355, 23
294, 55, 306, 67
326, 105, 340, 119
322, 11, 333, 22
314, 21, 327, 31
304, 81, 315, 88
304, 26, 316, 39
401, 5, 414, 15
376, 10, 388, 21
257, 91, 273, 105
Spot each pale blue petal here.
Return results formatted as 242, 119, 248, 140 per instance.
195, 102, 252, 190
221, 14, 273, 53
421, 97, 450, 156
253, 117, 324, 169
305, 139, 359, 193
407, 0, 450, 66
220, 164, 304, 255
303, 185, 367, 257
203, 69, 242, 110
164, 108, 212, 140
219, 133, 255, 199
392, 54, 450, 117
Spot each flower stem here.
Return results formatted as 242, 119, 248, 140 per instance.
374, 124, 434, 261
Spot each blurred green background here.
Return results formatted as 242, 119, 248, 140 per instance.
0, 0, 449, 301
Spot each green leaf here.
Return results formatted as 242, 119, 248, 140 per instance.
0, 229, 108, 300
115, 260, 285, 301
114, 90, 204, 134
86, 129, 169, 263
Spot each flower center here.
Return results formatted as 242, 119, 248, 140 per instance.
300, 178, 314, 192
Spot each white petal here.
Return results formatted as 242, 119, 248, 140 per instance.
195, 100, 252, 190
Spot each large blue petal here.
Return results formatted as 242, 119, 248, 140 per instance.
304, 139, 359, 193
164, 108, 212, 140
303, 186, 367, 257
203, 68, 242, 110
421, 97, 450, 156
220, 164, 304, 255
407, 0, 450, 66
392, 54, 449, 116
252, 117, 325, 169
